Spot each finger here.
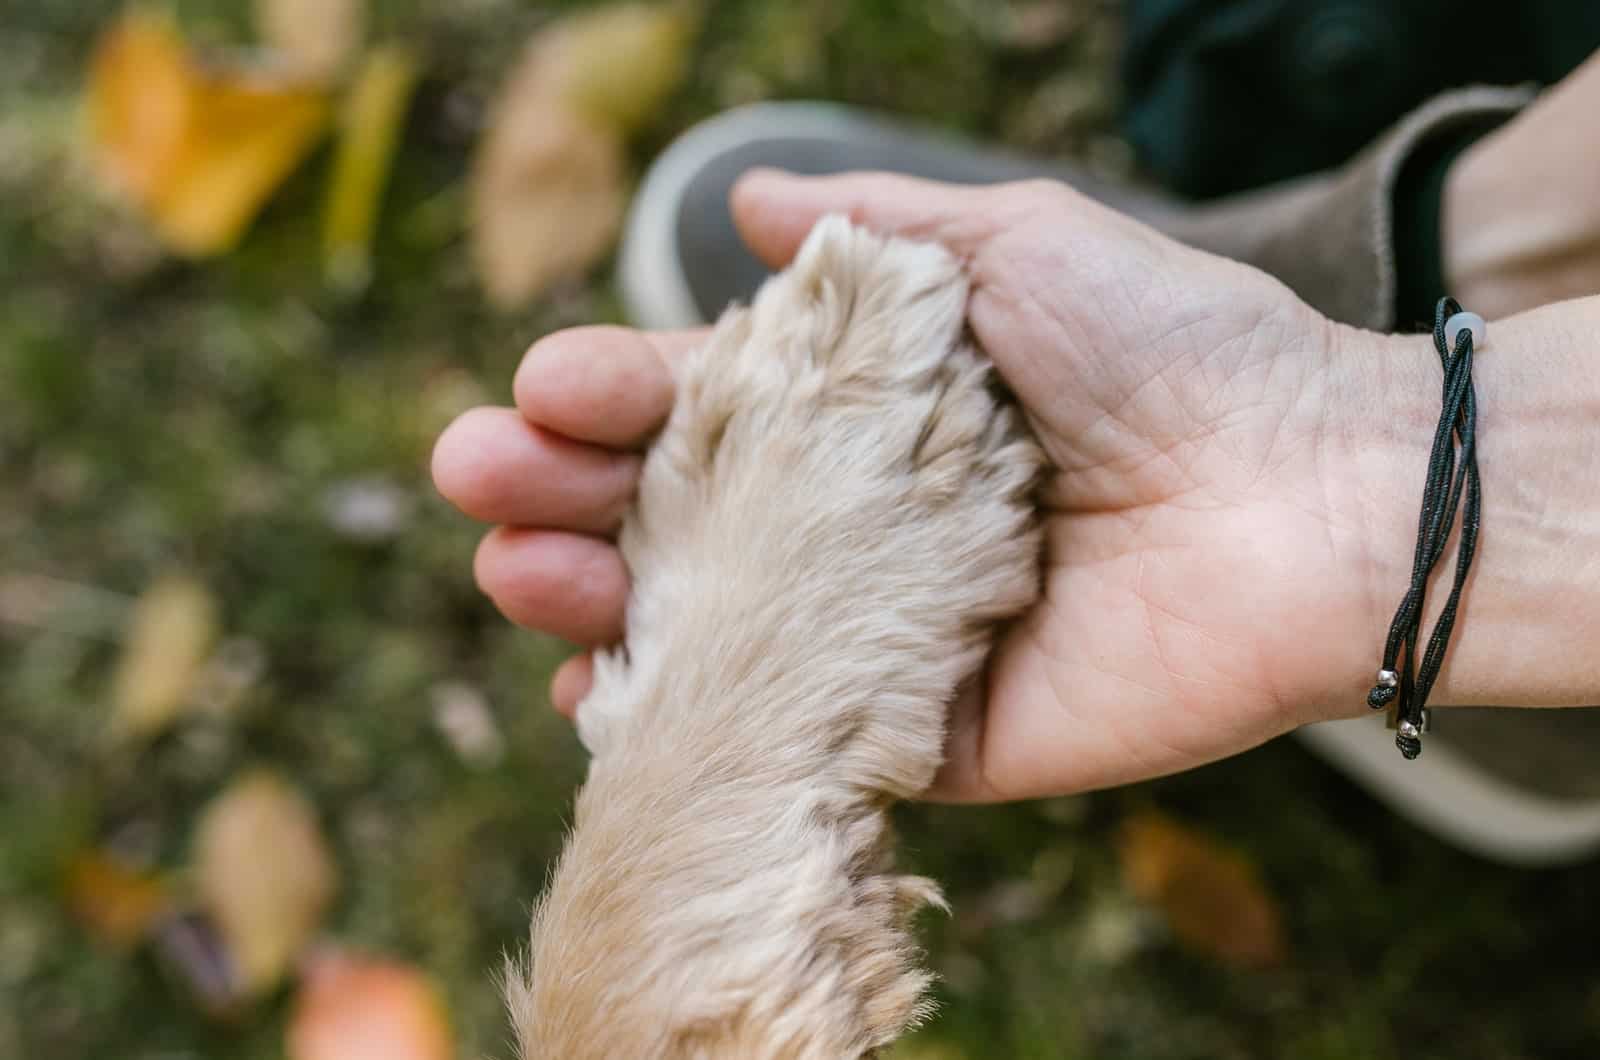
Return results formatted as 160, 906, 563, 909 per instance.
432, 407, 640, 532
730, 168, 1005, 270
550, 652, 594, 719
514, 325, 707, 449
474, 527, 628, 644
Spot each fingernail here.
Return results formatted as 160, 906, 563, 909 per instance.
734, 166, 799, 199
740, 165, 795, 182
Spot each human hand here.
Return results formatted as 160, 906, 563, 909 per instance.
1444, 49, 1600, 318
434, 170, 1395, 800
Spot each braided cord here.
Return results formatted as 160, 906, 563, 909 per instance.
1366, 297, 1483, 759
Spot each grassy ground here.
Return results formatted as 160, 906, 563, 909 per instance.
2, 3, 1598, 1058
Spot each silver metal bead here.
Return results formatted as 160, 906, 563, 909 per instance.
1397, 719, 1421, 739
1444, 310, 1486, 350
1418, 708, 1431, 734
1376, 669, 1398, 688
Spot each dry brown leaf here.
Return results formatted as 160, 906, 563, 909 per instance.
1116, 810, 1287, 968
88, 11, 330, 256
255, 0, 366, 79
469, 98, 625, 308
109, 573, 219, 742
64, 850, 172, 948
193, 771, 338, 997
516, 3, 695, 135
288, 949, 454, 1060
468, 3, 695, 308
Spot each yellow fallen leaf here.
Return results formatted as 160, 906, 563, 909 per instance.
469, 98, 625, 308
518, 2, 696, 135
154, 77, 328, 257
109, 573, 218, 743
64, 850, 172, 948
288, 949, 454, 1060
323, 44, 421, 292
88, 11, 330, 256
193, 771, 338, 997
256, 0, 366, 80
86, 10, 191, 205
1117, 810, 1287, 969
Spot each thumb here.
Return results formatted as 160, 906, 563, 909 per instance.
730, 168, 1003, 269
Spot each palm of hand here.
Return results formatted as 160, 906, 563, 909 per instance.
934, 191, 1360, 798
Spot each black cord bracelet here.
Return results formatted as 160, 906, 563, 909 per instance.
1366, 297, 1483, 760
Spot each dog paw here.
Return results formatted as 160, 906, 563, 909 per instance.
576, 215, 1043, 792
517, 217, 1046, 1060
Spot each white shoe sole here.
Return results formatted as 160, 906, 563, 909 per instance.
1296, 717, 1600, 865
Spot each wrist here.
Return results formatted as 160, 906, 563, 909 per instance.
1321, 300, 1600, 717
1300, 320, 1428, 723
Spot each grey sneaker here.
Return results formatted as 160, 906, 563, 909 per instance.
618, 101, 1167, 330
616, 100, 1600, 866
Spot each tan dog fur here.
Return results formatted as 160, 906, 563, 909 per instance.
508, 217, 1044, 1058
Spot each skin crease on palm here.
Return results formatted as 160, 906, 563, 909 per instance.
433, 168, 1422, 803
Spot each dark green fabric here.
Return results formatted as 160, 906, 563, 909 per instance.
1122, 0, 1600, 200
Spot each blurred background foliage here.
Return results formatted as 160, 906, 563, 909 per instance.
1, 2, 1597, 1058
